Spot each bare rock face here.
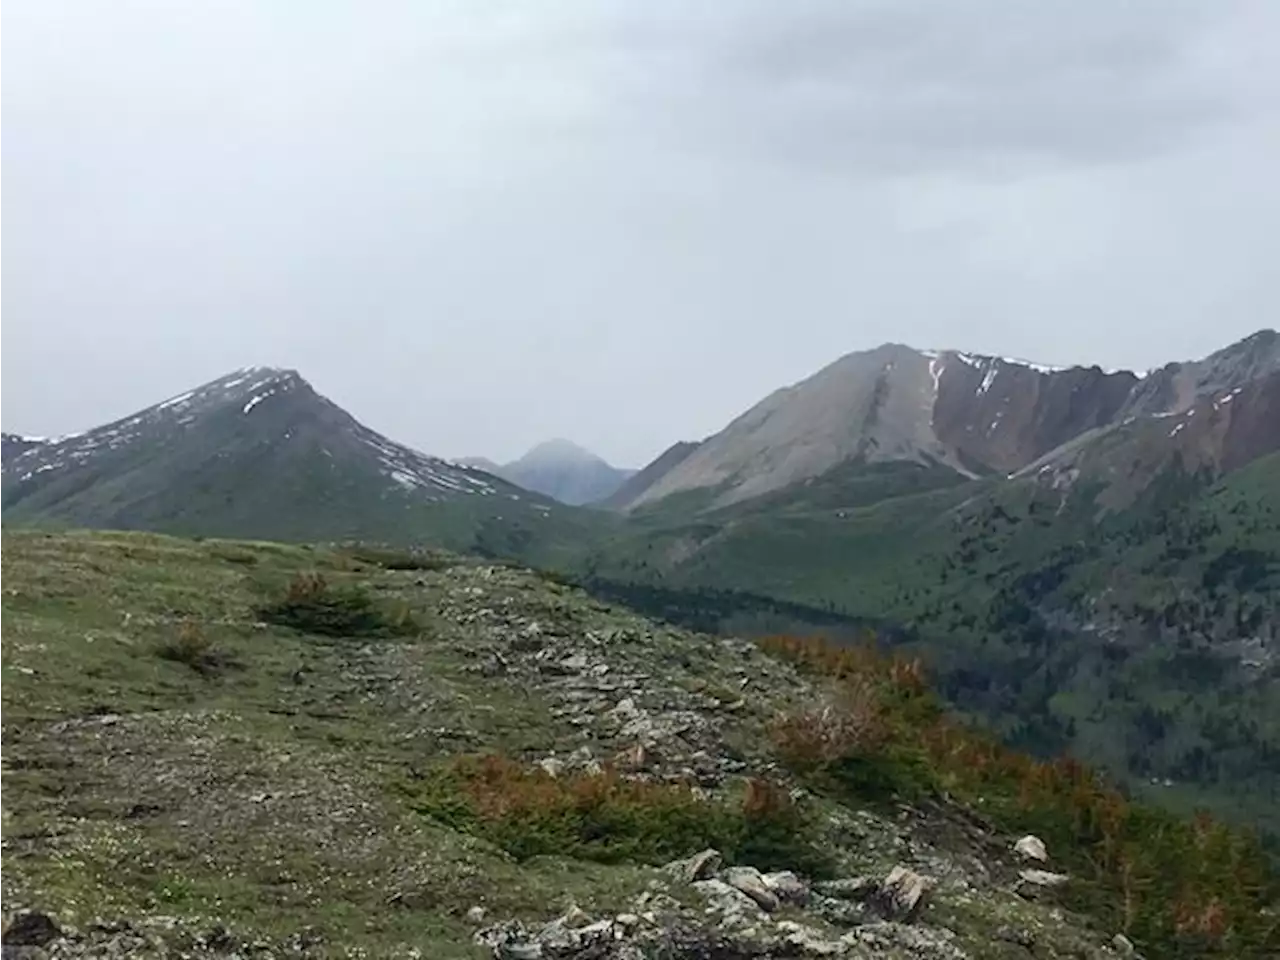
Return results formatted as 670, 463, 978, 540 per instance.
933, 359, 1136, 475
616, 330, 1279, 513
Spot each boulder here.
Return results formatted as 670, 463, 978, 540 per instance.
722, 866, 780, 912
1015, 869, 1071, 901
1013, 834, 1048, 862
872, 866, 933, 921
690, 878, 765, 925
665, 848, 722, 883
761, 870, 809, 906
1111, 932, 1137, 956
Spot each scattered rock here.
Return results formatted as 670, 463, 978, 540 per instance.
665, 848, 722, 883
1111, 932, 1137, 956
1016, 869, 1071, 900
872, 866, 933, 921
774, 920, 844, 956
467, 906, 488, 925
812, 895, 870, 927
814, 876, 878, 901
722, 866, 780, 912
1013, 834, 1048, 862
761, 870, 809, 906
691, 878, 765, 925
537, 757, 565, 778
2, 910, 61, 947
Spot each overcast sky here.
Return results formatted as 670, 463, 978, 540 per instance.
3, 1, 1277, 466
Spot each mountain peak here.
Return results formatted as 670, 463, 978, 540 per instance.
516, 438, 606, 467
460, 440, 634, 506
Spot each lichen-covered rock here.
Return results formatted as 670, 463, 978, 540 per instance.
722, 866, 781, 912
1014, 834, 1048, 862
872, 866, 934, 921
1015, 868, 1070, 901
761, 870, 809, 906
691, 878, 766, 927
665, 848, 723, 883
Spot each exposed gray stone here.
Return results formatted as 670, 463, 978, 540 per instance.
1013, 835, 1048, 862
722, 866, 780, 912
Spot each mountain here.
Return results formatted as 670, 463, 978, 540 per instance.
569, 331, 1280, 835
463, 439, 636, 506
3, 528, 1274, 957
1, 367, 591, 553
456, 454, 504, 474
619, 331, 1279, 511
599, 439, 703, 511
2, 432, 46, 464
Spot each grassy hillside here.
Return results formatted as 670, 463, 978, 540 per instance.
572, 456, 1280, 835
4, 530, 1275, 957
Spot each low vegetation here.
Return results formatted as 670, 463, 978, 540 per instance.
762, 634, 1280, 959
4, 530, 1275, 957
255, 571, 419, 637
340, 544, 455, 572
406, 755, 831, 876
153, 619, 233, 676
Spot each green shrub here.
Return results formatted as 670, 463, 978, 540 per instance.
256, 573, 418, 638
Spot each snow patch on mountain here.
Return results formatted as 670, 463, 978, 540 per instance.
977, 364, 1000, 395
357, 430, 499, 499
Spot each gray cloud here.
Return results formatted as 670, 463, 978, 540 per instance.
3, 1, 1278, 466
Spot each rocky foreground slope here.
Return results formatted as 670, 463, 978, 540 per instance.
1, 532, 1274, 958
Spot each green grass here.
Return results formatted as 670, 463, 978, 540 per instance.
572, 455, 1280, 836
0, 531, 652, 955
4, 527, 1274, 957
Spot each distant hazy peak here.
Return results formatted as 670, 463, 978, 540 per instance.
515, 438, 611, 467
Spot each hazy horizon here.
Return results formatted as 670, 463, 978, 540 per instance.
5, 1, 1278, 465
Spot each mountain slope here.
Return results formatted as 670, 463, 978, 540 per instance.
621, 330, 1278, 511
468, 439, 635, 506
2, 529, 1274, 957
599, 439, 702, 510
2, 433, 46, 464
574, 446, 1280, 833
565, 331, 1280, 838
1, 367, 592, 553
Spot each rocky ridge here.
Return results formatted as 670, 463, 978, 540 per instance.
0, 530, 1174, 959
618, 330, 1279, 510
